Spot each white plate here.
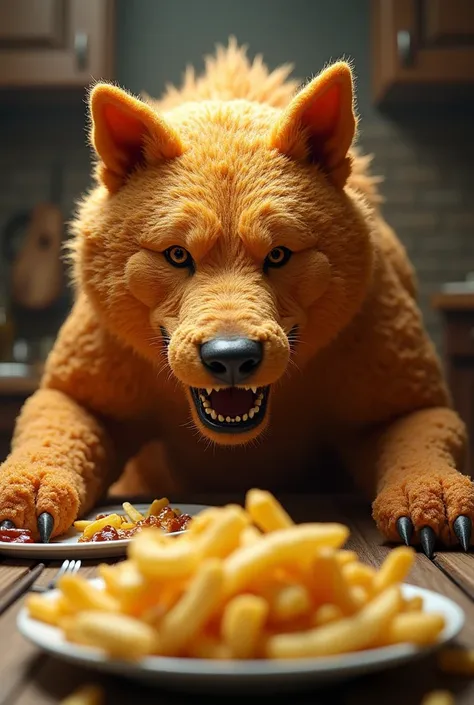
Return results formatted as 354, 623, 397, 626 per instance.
17, 581, 464, 694
0, 504, 210, 559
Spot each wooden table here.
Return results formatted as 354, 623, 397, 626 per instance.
1, 494, 473, 705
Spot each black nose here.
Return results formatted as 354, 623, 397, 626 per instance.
200, 337, 263, 385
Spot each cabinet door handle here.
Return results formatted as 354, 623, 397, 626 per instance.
74, 32, 89, 72
397, 30, 414, 68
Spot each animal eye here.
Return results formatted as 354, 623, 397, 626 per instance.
164, 246, 194, 270
264, 246, 292, 270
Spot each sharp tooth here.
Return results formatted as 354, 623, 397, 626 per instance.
225, 416, 231, 422
249, 409, 255, 419
257, 392, 264, 400
243, 414, 248, 421
199, 394, 206, 401
203, 400, 210, 408
206, 388, 213, 395
205, 408, 211, 414
211, 410, 217, 420
235, 416, 241, 422
254, 406, 260, 413
230, 417, 235, 422
251, 387, 257, 394
255, 399, 262, 407
217, 414, 224, 422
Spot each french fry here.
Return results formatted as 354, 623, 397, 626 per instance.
438, 647, 474, 675
311, 549, 359, 615
129, 527, 198, 579
120, 522, 135, 530
64, 610, 157, 660
198, 506, 248, 559
60, 684, 104, 705
342, 562, 376, 591
146, 498, 170, 518
188, 634, 232, 660
158, 559, 224, 655
265, 585, 402, 658
372, 546, 415, 594
73, 520, 93, 532
378, 612, 445, 647
267, 583, 312, 622
26, 594, 62, 626
58, 574, 120, 613
240, 525, 262, 547
311, 603, 343, 626
402, 595, 424, 612
123, 502, 145, 523
81, 513, 123, 540
335, 550, 358, 566
421, 691, 454, 705
245, 489, 294, 532
224, 523, 349, 596
222, 594, 269, 658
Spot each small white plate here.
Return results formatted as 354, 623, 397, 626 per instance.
0, 504, 209, 559
17, 582, 464, 694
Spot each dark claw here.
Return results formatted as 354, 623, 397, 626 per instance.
0, 519, 15, 530
453, 515, 472, 552
420, 525, 437, 559
396, 516, 414, 546
37, 512, 54, 544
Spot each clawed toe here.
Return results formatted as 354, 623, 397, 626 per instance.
37, 512, 54, 544
396, 516, 414, 546
420, 526, 437, 559
453, 515, 472, 552
0, 519, 15, 530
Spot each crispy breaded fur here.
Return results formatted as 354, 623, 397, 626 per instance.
0, 39, 472, 543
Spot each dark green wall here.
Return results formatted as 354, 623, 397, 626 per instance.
116, 0, 372, 116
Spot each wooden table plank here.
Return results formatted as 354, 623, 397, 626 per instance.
0, 559, 35, 593
435, 553, 474, 601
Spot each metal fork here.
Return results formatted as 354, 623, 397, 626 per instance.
30, 559, 82, 593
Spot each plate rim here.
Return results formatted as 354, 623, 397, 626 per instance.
17, 582, 465, 680
0, 503, 211, 556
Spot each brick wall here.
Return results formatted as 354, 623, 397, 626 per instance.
1, 100, 473, 356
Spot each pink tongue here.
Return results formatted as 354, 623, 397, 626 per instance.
210, 388, 254, 417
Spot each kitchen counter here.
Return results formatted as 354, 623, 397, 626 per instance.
0, 363, 42, 396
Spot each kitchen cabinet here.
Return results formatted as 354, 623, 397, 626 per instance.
432, 293, 474, 477
371, 0, 474, 104
0, 0, 114, 88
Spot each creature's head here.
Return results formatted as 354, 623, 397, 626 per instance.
73, 62, 375, 445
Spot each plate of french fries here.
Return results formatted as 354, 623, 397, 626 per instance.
0, 499, 209, 558
18, 490, 464, 693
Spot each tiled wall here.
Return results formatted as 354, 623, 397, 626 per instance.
1, 99, 473, 355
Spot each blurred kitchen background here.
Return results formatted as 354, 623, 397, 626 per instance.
1, 0, 474, 464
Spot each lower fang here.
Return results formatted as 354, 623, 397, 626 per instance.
205, 408, 211, 415
218, 414, 225, 422
211, 410, 217, 420
226, 416, 231, 422
254, 406, 259, 414
255, 399, 262, 407
243, 414, 248, 421
235, 416, 241, 422
203, 400, 210, 408
249, 409, 255, 418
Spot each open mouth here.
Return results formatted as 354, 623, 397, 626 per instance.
190, 385, 270, 433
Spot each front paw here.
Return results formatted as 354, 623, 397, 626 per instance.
0, 456, 80, 540
372, 471, 474, 555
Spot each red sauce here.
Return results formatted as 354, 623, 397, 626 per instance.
80, 507, 192, 543
0, 527, 34, 544
89, 525, 120, 542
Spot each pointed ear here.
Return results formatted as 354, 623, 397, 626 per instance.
269, 62, 356, 188
89, 83, 184, 192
